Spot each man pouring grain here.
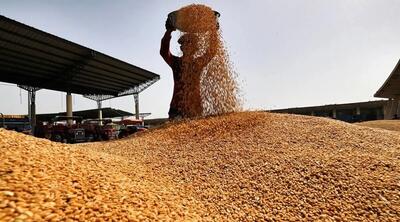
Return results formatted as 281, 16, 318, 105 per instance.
160, 10, 218, 119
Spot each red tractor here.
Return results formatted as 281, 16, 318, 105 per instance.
36, 117, 138, 143
38, 116, 86, 143
81, 119, 119, 141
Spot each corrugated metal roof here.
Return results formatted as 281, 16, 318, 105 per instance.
375, 59, 400, 99
36, 108, 135, 122
0, 15, 160, 96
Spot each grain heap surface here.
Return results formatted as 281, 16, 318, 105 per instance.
175, 4, 241, 117
2, 112, 400, 221
0, 129, 204, 221
356, 120, 400, 132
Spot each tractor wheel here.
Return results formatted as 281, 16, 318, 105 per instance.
86, 134, 94, 142
52, 134, 63, 143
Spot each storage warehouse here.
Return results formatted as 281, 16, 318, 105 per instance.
271, 59, 400, 122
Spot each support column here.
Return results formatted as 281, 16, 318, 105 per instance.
133, 93, 139, 120
384, 99, 390, 119
18, 85, 40, 135
66, 92, 73, 125
30, 90, 36, 134
389, 99, 399, 119
97, 101, 103, 126
356, 107, 361, 115
28, 91, 32, 120
379, 106, 384, 120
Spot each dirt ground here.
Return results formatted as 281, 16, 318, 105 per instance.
1, 112, 399, 221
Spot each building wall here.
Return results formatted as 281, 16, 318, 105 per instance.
271, 101, 388, 123
383, 99, 400, 119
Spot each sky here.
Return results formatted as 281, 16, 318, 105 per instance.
1, 0, 400, 118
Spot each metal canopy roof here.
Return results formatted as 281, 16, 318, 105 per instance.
0, 15, 160, 97
36, 107, 134, 122
375, 59, 400, 99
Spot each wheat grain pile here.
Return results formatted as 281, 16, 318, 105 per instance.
1, 112, 400, 221
0, 130, 204, 221
356, 120, 400, 132
175, 4, 241, 117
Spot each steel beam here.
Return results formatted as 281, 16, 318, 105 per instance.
66, 92, 73, 125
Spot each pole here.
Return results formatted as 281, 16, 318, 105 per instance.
66, 92, 73, 125
396, 98, 400, 118
31, 90, 36, 135
28, 90, 32, 121
97, 101, 103, 126
134, 93, 139, 120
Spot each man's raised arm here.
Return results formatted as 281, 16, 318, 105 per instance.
160, 20, 176, 67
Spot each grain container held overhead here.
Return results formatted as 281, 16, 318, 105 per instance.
167, 4, 242, 118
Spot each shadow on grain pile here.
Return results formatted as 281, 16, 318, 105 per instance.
1, 111, 400, 221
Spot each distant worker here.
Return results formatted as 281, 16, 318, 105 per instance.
160, 19, 217, 119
